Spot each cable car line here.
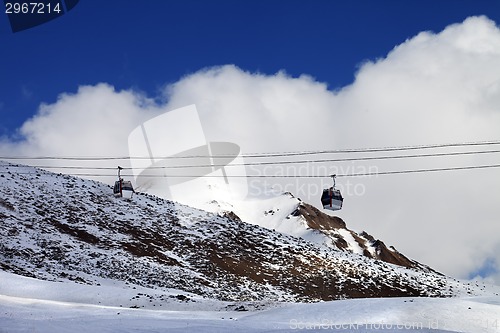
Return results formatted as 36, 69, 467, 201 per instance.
2, 149, 500, 171
2, 163, 500, 178
3, 140, 499, 214
248, 140, 500, 158
1, 139, 500, 160
108, 148, 500, 169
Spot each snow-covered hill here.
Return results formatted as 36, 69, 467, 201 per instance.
1, 271, 499, 333
0, 161, 496, 303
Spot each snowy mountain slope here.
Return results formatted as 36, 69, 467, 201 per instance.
137, 176, 397, 264
1, 271, 499, 333
0, 161, 496, 302
191, 187, 434, 272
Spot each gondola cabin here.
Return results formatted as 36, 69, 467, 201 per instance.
113, 179, 134, 199
321, 175, 343, 211
321, 187, 343, 211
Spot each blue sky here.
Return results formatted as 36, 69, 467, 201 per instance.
1, 0, 500, 135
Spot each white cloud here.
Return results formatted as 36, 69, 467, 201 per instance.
18, 84, 159, 155
0, 83, 167, 183
165, 67, 335, 152
1, 16, 500, 283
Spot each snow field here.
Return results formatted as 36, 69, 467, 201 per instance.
2, 271, 500, 332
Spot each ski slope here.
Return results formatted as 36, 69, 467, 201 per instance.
1, 271, 499, 333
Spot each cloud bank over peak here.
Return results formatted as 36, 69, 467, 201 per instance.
1, 16, 500, 283
338, 15, 500, 147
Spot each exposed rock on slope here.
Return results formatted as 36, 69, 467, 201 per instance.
293, 202, 435, 271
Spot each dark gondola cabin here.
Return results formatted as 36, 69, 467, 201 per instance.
321, 187, 343, 211
113, 166, 134, 199
321, 174, 343, 211
113, 179, 134, 199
